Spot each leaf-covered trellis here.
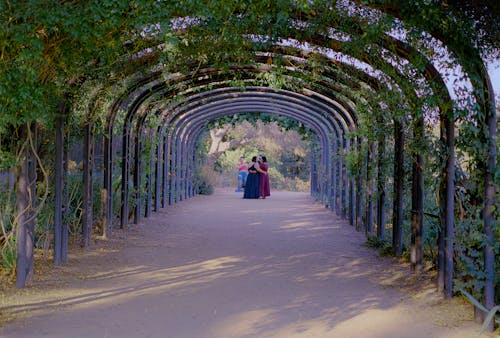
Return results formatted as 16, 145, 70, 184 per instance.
0, 0, 497, 331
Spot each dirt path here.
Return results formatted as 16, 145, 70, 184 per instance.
0, 189, 484, 338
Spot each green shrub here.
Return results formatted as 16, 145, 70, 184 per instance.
0, 189, 16, 276
1, 236, 16, 276
454, 216, 500, 305
198, 178, 214, 195
195, 166, 215, 195
365, 234, 393, 256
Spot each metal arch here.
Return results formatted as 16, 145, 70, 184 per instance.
152, 83, 358, 210
104, 65, 365, 226
169, 87, 354, 136
37, 9, 478, 304
94, 46, 458, 314
143, 71, 392, 220
185, 115, 321, 201
109, 69, 414, 230
147, 67, 361, 132
147, 81, 353, 141
148, 75, 394, 220
146, 74, 374, 217
74, 11, 470, 312
174, 97, 339, 204
158, 87, 351, 155
153, 68, 438, 229
167, 99, 335, 200
163, 94, 340, 207
173, 103, 333, 205
148, 93, 338, 209
173, 105, 331, 197
104, 37, 442, 228
158, 87, 354, 207
156, 93, 332, 197
78, 9, 486, 322
104, 16, 458, 177
103, 47, 387, 212
105, 48, 376, 139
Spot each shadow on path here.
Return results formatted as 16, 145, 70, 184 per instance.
0, 189, 478, 338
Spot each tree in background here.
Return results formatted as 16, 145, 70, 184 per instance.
203, 119, 311, 192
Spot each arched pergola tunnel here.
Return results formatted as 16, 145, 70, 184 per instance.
9, 1, 496, 330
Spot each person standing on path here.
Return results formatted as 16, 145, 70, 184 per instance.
235, 156, 248, 192
243, 156, 260, 199
258, 155, 270, 199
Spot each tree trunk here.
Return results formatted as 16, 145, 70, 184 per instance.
207, 128, 229, 167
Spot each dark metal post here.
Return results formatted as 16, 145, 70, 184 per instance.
82, 122, 94, 248
393, 119, 404, 256
121, 126, 130, 228
411, 116, 424, 273
310, 145, 317, 197
355, 138, 363, 232
26, 123, 37, 281
330, 140, 337, 210
162, 135, 169, 207
133, 131, 142, 224
168, 141, 175, 205
445, 115, 455, 298
365, 142, 374, 235
54, 116, 64, 265
154, 136, 161, 212
335, 146, 342, 215
341, 139, 347, 219
145, 155, 153, 218
482, 75, 497, 331
62, 133, 69, 262
16, 143, 28, 288
438, 109, 455, 297
349, 177, 355, 226
376, 132, 386, 241
175, 138, 181, 203
103, 132, 113, 238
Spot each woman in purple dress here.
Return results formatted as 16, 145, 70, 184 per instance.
258, 155, 270, 199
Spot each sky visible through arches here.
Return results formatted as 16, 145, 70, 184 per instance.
489, 61, 500, 103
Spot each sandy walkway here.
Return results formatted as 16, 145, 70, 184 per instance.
0, 189, 484, 338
